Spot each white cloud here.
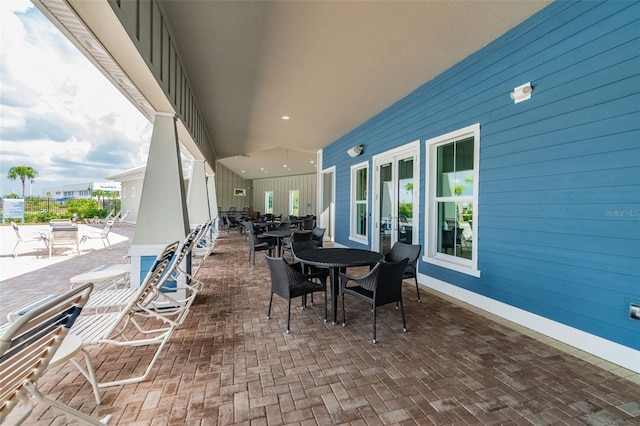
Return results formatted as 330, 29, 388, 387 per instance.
0, 0, 151, 197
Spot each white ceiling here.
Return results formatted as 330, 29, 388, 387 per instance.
60, 1, 551, 180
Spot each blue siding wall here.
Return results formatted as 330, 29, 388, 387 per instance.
323, 2, 640, 350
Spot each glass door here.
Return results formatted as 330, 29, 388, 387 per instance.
373, 143, 419, 254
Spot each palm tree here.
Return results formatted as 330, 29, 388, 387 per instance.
92, 189, 107, 209
7, 166, 38, 198
106, 191, 121, 213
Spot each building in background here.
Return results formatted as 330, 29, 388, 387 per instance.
43, 181, 121, 201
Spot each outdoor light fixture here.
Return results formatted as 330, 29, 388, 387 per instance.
347, 145, 363, 157
510, 82, 533, 104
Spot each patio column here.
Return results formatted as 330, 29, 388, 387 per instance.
186, 159, 210, 229
206, 172, 219, 230
129, 112, 189, 287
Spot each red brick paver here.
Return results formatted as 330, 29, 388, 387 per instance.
2, 231, 639, 425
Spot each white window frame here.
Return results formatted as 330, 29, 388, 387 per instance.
122, 187, 127, 198
264, 191, 274, 214
289, 190, 299, 216
424, 123, 480, 277
349, 160, 369, 244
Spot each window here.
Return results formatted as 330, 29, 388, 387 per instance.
132, 186, 136, 198
122, 187, 126, 198
425, 123, 480, 277
289, 190, 299, 216
264, 191, 274, 214
350, 161, 368, 243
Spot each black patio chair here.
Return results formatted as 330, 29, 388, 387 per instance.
265, 255, 327, 333
384, 242, 422, 301
282, 231, 313, 259
340, 257, 409, 343
311, 226, 325, 248
248, 227, 274, 265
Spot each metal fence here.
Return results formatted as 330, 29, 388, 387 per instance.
1, 197, 121, 222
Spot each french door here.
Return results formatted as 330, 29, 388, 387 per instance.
372, 141, 419, 254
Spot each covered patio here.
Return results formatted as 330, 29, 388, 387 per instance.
1, 229, 638, 425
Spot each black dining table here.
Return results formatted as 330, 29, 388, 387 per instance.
263, 229, 294, 256
294, 248, 384, 324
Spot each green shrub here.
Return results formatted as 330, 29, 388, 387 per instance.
23, 212, 74, 223
66, 198, 101, 219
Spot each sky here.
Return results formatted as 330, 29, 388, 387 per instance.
0, 0, 152, 198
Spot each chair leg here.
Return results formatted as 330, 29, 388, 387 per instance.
69, 349, 102, 405
23, 382, 111, 425
267, 293, 274, 319
400, 299, 407, 332
324, 288, 327, 322
372, 305, 377, 344
286, 299, 292, 334
342, 292, 346, 327
415, 277, 421, 302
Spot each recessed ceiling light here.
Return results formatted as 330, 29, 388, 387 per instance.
241, 170, 245, 173
310, 160, 314, 164
260, 167, 264, 171
283, 164, 287, 168
281, 115, 290, 120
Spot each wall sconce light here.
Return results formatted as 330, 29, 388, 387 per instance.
347, 145, 363, 157
510, 82, 533, 104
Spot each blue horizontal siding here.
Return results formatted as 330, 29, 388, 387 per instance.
323, 1, 640, 350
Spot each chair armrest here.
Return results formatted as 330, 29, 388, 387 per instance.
7, 294, 60, 322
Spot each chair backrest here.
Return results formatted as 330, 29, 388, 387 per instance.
249, 229, 268, 247
358, 258, 409, 304
311, 227, 325, 246
276, 221, 291, 230
290, 240, 318, 261
290, 231, 313, 244
10, 221, 21, 240
171, 228, 199, 268
134, 241, 179, 292
303, 217, 315, 230
265, 255, 303, 298
102, 220, 115, 235
385, 242, 421, 274
0, 282, 93, 423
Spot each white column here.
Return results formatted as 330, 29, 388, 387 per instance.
206, 172, 219, 229
186, 159, 210, 229
129, 113, 189, 288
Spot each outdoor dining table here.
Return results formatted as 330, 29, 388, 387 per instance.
294, 248, 384, 324
69, 262, 130, 289
48, 223, 79, 258
263, 229, 296, 257
252, 221, 280, 230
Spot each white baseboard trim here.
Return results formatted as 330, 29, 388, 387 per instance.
419, 273, 640, 374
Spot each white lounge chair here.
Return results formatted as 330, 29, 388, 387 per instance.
10, 221, 49, 257
68, 241, 187, 388
80, 219, 114, 250
0, 283, 111, 425
191, 219, 216, 274
113, 210, 129, 226
82, 227, 205, 323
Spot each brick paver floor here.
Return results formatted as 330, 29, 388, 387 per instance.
1, 229, 639, 425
